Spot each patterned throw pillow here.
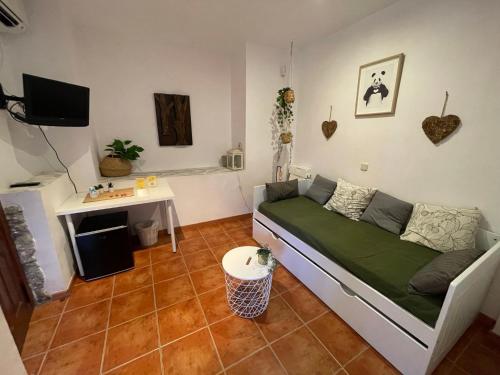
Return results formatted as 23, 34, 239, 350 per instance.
324, 178, 376, 221
400, 203, 481, 252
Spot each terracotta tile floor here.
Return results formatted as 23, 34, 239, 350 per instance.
22, 214, 500, 375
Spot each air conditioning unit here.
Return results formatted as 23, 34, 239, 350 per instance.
0, 0, 27, 33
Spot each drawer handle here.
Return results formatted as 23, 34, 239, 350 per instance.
340, 283, 357, 297
270, 232, 280, 240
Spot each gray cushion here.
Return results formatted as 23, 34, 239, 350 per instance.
360, 191, 413, 234
408, 248, 484, 295
265, 179, 299, 203
305, 175, 337, 205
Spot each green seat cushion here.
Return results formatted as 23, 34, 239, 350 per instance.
259, 196, 444, 327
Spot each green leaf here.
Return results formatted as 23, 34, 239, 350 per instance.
103, 138, 144, 160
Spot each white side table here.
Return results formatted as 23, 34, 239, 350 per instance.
222, 246, 273, 318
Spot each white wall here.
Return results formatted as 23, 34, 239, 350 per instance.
70, 24, 233, 172
240, 43, 290, 204
230, 46, 246, 149
0, 0, 99, 191
295, 0, 500, 318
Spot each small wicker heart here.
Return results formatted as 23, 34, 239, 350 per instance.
422, 115, 460, 144
322, 120, 337, 140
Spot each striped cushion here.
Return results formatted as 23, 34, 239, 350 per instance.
324, 178, 376, 221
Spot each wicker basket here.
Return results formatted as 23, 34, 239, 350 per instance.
280, 132, 293, 144
284, 88, 295, 104
99, 156, 132, 177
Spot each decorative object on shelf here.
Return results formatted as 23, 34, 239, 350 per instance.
422, 91, 461, 145
355, 53, 404, 117
82, 187, 134, 203
224, 145, 244, 170
100, 139, 144, 177
322, 105, 337, 140
108, 182, 115, 193
88, 186, 98, 199
146, 175, 158, 187
135, 177, 146, 190
154, 93, 193, 146
95, 184, 104, 195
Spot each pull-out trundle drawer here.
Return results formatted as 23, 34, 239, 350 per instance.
253, 218, 430, 375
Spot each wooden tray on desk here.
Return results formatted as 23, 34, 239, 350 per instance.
83, 188, 134, 203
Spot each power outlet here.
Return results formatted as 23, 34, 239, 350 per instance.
360, 162, 369, 172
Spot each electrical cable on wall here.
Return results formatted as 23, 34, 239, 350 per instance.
38, 126, 78, 194
4, 97, 79, 194
236, 172, 252, 213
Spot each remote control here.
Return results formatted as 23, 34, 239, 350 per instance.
9, 182, 41, 188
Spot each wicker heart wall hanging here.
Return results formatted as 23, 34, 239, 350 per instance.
422, 91, 461, 144
322, 106, 337, 140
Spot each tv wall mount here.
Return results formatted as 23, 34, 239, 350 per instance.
0, 83, 27, 122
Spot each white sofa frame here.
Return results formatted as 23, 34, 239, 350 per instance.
252, 181, 500, 375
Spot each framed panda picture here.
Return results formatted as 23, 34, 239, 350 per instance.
355, 53, 404, 117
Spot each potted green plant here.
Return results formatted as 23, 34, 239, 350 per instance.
275, 87, 294, 144
99, 139, 144, 177
256, 246, 277, 271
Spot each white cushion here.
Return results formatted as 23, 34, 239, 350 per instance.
400, 203, 481, 252
324, 178, 376, 221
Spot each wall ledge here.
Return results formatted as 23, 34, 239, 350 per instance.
99, 166, 240, 181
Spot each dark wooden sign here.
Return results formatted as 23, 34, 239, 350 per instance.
154, 93, 193, 146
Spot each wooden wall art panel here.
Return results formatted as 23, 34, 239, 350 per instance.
154, 93, 193, 146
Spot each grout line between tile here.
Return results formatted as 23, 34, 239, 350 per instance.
151, 248, 166, 375
178, 242, 226, 375
99, 275, 115, 374
252, 315, 289, 374
159, 325, 207, 349
63, 296, 112, 314
102, 348, 159, 375
341, 346, 369, 370
279, 292, 343, 370
35, 296, 70, 375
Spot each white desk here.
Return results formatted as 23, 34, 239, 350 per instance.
56, 183, 176, 277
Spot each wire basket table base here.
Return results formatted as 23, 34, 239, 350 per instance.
224, 272, 273, 318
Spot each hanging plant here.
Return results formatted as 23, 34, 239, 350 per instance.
275, 87, 294, 144
275, 87, 294, 127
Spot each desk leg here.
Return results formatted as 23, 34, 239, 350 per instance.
65, 214, 85, 276
167, 200, 176, 253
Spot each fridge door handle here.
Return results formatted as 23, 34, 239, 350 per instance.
75, 225, 128, 237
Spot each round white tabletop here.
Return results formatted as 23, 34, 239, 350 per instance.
222, 246, 270, 281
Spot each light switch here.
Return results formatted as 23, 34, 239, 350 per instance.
360, 162, 369, 172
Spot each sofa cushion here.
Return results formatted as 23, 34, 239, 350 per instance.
324, 178, 376, 221
401, 203, 481, 252
360, 191, 413, 234
409, 248, 484, 295
305, 175, 337, 205
265, 179, 299, 203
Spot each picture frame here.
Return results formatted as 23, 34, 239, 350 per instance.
355, 53, 404, 117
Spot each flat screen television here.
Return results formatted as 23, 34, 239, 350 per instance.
23, 74, 90, 127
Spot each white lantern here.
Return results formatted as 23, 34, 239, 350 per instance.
226, 148, 244, 170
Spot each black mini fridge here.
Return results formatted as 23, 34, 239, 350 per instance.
75, 211, 133, 280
